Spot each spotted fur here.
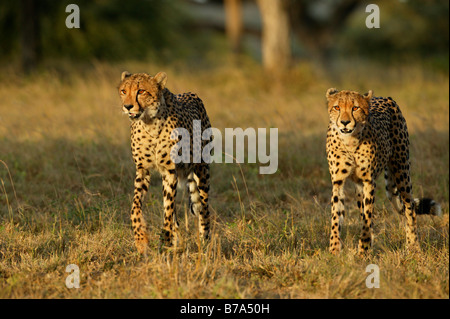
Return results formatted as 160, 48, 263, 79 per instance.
119, 71, 212, 255
325, 88, 441, 255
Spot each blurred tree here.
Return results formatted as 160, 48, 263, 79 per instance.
287, 0, 362, 67
255, 0, 362, 72
256, 0, 291, 73
341, 0, 449, 71
20, 0, 40, 73
0, 0, 189, 70
224, 0, 243, 54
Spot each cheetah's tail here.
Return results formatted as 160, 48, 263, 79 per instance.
414, 198, 442, 217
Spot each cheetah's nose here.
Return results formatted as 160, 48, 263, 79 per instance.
341, 120, 350, 126
124, 104, 133, 111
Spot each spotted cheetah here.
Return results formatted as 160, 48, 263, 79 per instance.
325, 88, 441, 255
118, 71, 212, 255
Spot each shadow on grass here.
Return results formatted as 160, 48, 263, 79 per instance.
0, 128, 448, 255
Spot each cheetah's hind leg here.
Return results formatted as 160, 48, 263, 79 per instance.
187, 165, 211, 244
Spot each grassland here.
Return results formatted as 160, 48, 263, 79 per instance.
0, 59, 448, 298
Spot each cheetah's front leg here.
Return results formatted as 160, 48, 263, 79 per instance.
358, 181, 375, 255
131, 168, 151, 255
329, 179, 346, 254
355, 183, 365, 221
161, 171, 179, 248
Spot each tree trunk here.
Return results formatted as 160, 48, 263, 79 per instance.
20, 0, 40, 74
256, 0, 291, 74
224, 0, 243, 54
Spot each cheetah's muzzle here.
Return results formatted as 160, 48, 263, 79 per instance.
129, 112, 141, 119
340, 128, 354, 134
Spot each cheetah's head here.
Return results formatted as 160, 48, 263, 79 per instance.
118, 71, 167, 120
326, 88, 373, 136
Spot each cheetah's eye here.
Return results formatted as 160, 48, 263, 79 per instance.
137, 89, 146, 95
120, 89, 126, 95
333, 105, 340, 111
352, 106, 359, 111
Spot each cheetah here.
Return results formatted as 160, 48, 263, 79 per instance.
325, 88, 441, 255
118, 71, 212, 255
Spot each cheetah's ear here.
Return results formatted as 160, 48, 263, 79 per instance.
326, 88, 339, 99
121, 71, 131, 81
363, 90, 373, 101
154, 72, 168, 89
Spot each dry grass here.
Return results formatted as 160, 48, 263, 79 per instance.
0, 59, 448, 298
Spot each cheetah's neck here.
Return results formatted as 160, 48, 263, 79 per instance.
338, 129, 363, 152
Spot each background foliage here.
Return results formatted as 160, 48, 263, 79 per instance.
0, 0, 448, 70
